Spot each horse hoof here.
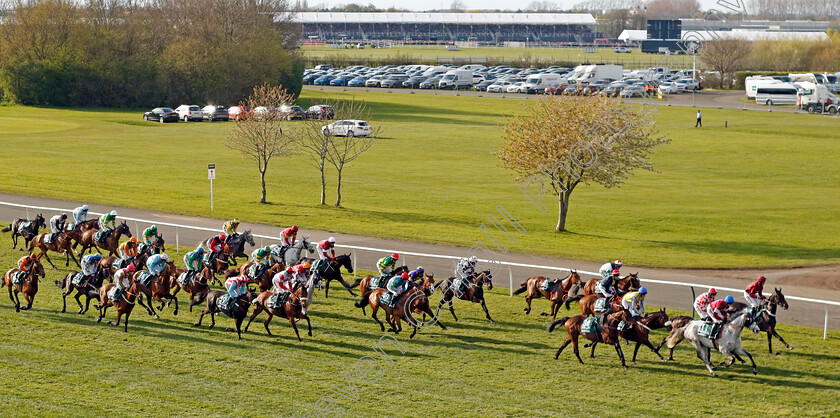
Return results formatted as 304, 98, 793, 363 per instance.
489, 320, 495, 324
193, 323, 200, 327
173, 312, 178, 316
623, 366, 628, 370
308, 332, 312, 337
787, 346, 794, 350
752, 369, 758, 375
208, 325, 214, 329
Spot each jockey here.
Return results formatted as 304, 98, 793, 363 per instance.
292, 262, 311, 285
386, 272, 410, 307
99, 210, 118, 232
80, 253, 102, 287
147, 253, 169, 276
621, 287, 647, 319
707, 299, 729, 328
272, 267, 295, 294
118, 237, 139, 261
744, 276, 766, 308
183, 247, 205, 281
377, 253, 399, 277
223, 218, 240, 242
49, 213, 67, 235
408, 266, 425, 284
112, 264, 136, 302
693, 287, 717, 320
599, 260, 623, 280
143, 225, 160, 246
250, 246, 271, 278
224, 274, 249, 304
317, 237, 336, 261
456, 256, 478, 280
17, 254, 35, 273
281, 225, 298, 247
597, 269, 621, 300
723, 295, 735, 307
207, 234, 226, 265
72, 205, 89, 224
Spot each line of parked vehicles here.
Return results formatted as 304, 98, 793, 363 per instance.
745, 73, 840, 114
142, 104, 336, 123
304, 63, 703, 98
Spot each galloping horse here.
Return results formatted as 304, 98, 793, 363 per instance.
513, 270, 581, 318
576, 294, 624, 317
355, 265, 409, 315
194, 290, 258, 340
97, 280, 142, 332
357, 286, 446, 339
3, 214, 46, 250
547, 310, 632, 369
56, 263, 124, 314
28, 230, 80, 269
79, 221, 132, 257
317, 254, 356, 298
170, 267, 212, 312
728, 288, 792, 354
586, 309, 670, 362
136, 261, 179, 315
198, 231, 255, 265
245, 281, 313, 341
434, 270, 495, 323
673, 307, 761, 376
582, 273, 640, 296
2, 256, 45, 312
269, 237, 315, 266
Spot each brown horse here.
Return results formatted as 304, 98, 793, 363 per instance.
728, 288, 792, 354
194, 289, 257, 340
97, 280, 142, 332
170, 267, 212, 312
227, 263, 284, 293
79, 221, 132, 257
3, 214, 46, 250
244, 283, 312, 341
55, 266, 113, 314
204, 254, 231, 287
27, 230, 80, 269
547, 310, 631, 368
577, 294, 623, 317
587, 309, 670, 362
434, 271, 495, 323
357, 286, 446, 339
512, 270, 581, 318
354, 265, 410, 315
2, 256, 45, 312
582, 273, 640, 296
136, 261, 179, 315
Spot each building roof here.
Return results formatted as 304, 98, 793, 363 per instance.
292, 12, 596, 25
682, 30, 830, 42
618, 29, 647, 41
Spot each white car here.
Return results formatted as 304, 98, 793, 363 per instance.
487, 81, 512, 93
506, 82, 525, 93
174, 105, 203, 122
658, 82, 678, 94
322, 120, 372, 137
614, 47, 632, 53
675, 78, 700, 92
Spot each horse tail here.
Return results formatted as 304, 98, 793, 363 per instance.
548, 317, 570, 333
666, 324, 688, 348
1, 224, 11, 233
349, 278, 362, 288
564, 294, 584, 309
512, 284, 528, 295
354, 295, 369, 309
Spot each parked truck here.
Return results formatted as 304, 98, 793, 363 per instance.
796, 81, 833, 114
573, 65, 623, 83
438, 70, 473, 90
522, 73, 562, 94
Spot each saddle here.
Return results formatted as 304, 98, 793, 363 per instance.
136, 271, 154, 288
218, 294, 237, 316
71, 272, 86, 287
108, 286, 123, 303
12, 271, 28, 285
698, 322, 724, 340
17, 221, 31, 235
581, 315, 603, 334
379, 292, 400, 307
94, 230, 109, 243
369, 276, 389, 290
112, 258, 130, 270
452, 277, 465, 293
177, 272, 190, 287
247, 263, 265, 279
271, 245, 288, 261
44, 233, 55, 244
540, 278, 560, 292
268, 292, 290, 309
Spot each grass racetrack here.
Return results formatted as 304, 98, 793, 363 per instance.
0, 249, 839, 416
1, 92, 839, 269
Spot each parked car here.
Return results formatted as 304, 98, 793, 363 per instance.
202, 105, 229, 122
253, 106, 277, 119
143, 107, 179, 123
228, 106, 251, 120
365, 75, 385, 87
403, 76, 427, 88
279, 105, 305, 120
602, 84, 624, 97
174, 105, 203, 122
347, 76, 368, 87
305, 105, 335, 120
419, 76, 442, 89
322, 119, 372, 137
488, 80, 513, 93
563, 85, 582, 95
620, 85, 645, 98
658, 82, 678, 94
614, 47, 632, 53
474, 80, 495, 91
314, 74, 336, 85
329, 75, 354, 86
380, 74, 409, 88
506, 82, 525, 93
675, 78, 700, 92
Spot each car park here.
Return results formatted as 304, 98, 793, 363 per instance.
143, 107, 179, 123
620, 85, 645, 98
279, 105, 305, 120
174, 105, 203, 122
305, 105, 335, 120
228, 106, 251, 120
202, 105, 229, 121
419, 76, 442, 89
322, 119, 372, 137
380, 74, 409, 88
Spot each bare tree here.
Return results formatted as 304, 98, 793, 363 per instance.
297, 102, 337, 205
323, 99, 380, 207
525, 1, 559, 12
449, 0, 465, 11
227, 83, 297, 204
701, 39, 753, 88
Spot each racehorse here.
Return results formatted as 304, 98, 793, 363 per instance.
3, 214, 46, 250
354, 265, 409, 315
74, 219, 100, 232
512, 270, 581, 318
434, 270, 495, 323
582, 273, 640, 296
576, 294, 623, 317
28, 230, 80, 269
269, 236, 315, 266
79, 221, 132, 257
728, 288, 792, 354
655, 315, 693, 361
97, 280, 142, 332
137, 261, 179, 315
194, 289, 258, 340
2, 256, 45, 312
317, 254, 356, 298
198, 230, 255, 265
669, 307, 761, 376
170, 267, 212, 312
357, 286, 446, 339
56, 266, 114, 314
548, 310, 632, 368
586, 309, 670, 362
245, 281, 313, 341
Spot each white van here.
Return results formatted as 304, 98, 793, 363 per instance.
522, 73, 561, 94
745, 76, 781, 99
458, 64, 486, 71
438, 70, 473, 90
577, 65, 623, 83
755, 84, 799, 106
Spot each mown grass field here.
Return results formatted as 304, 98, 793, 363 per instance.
301, 44, 689, 68
1, 92, 839, 268
0, 248, 838, 416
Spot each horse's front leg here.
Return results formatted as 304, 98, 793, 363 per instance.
480, 298, 494, 323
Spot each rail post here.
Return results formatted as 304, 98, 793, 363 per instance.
175, 227, 179, 253
134, 221, 139, 237
825, 305, 829, 340
509, 265, 513, 297
26, 208, 29, 219
690, 286, 696, 318
353, 251, 357, 279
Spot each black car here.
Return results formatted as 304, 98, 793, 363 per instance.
143, 107, 179, 123
419, 76, 442, 89
305, 105, 335, 120
202, 105, 229, 122
474, 80, 495, 91
402, 76, 427, 88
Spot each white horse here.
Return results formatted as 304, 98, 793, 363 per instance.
670, 307, 761, 377
269, 236, 315, 267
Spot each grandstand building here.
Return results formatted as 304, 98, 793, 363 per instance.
293, 12, 597, 43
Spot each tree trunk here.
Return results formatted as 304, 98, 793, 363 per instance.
335, 168, 343, 207
259, 167, 267, 204
319, 163, 326, 206
556, 195, 570, 232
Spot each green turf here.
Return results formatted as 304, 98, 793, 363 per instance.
0, 93, 838, 269
0, 248, 837, 416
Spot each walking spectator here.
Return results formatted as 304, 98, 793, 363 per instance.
695, 110, 702, 127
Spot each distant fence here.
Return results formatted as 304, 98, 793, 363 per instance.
2, 200, 838, 338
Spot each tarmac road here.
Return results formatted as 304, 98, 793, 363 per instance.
1, 192, 837, 331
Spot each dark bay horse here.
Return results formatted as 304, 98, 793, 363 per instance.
28, 230, 80, 269
245, 282, 312, 341
547, 310, 632, 369
3, 214, 46, 250
170, 267, 212, 312
582, 273, 640, 296
434, 270, 494, 323
137, 261, 179, 315
194, 289, 257, 339
318, 254, 356, 298
97, 280, 142, 332
354, 265, 409, 315
56, 266, 115, 314
513, 270, 581, 318
357, 286, 446, 339
728, 288, 792, 354
79, 221, 132, 257
3, 256, 45, 312
576, 294, 623, 317
586, 309, 670, 362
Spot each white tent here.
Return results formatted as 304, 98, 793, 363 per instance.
618, 29, 647, 42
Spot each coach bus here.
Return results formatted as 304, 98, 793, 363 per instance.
755, 84, 799, 106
